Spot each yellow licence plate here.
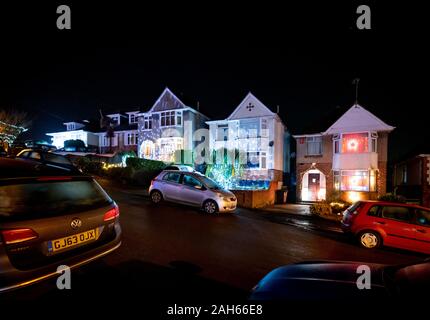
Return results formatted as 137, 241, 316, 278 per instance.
49, 228, 99, 253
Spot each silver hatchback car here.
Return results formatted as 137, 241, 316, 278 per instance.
149, 171, 237, 214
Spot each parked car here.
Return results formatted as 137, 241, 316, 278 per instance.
341, 200, 430, 254
0, 158, 121, 292
149, 171, 237, 214
16, 149, 78, 172
250, 259, 430, 300
163, 164, 195, 172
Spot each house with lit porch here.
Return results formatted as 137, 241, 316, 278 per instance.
137, 88, 210, 162
293, 104, 394, 203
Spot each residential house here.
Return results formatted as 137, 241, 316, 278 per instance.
98, 111, 139, 154
393, 154, 430, 207
47, 121, 100, 151
46, 111, 140, 154
137, 88, 210, 162
293, 104, 394, 203
206, 93, 289, 190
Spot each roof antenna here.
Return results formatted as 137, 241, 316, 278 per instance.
353, 78, 360, 105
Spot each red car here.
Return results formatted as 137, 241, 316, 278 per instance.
341, 201, 430, 254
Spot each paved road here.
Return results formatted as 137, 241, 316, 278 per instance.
4, 179, 425, 303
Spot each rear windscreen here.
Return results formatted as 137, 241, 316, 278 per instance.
0, 179, 112, 220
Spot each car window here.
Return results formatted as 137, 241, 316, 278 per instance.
367, 205, 380, 217
416, 209, 430, 226
164, 166, 178, 171
183, 175, 202, 188
29, 152, 41, 160
381, 206, 412, 222
163, 172, 181, 183
0, 179, 112, 220
43, 153, 72, 165
20, 151, 30, 157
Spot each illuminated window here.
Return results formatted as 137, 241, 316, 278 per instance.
306, 136, 322, 155
340, 170, 372, 192
333, 134, 340, 154
333, 171, 340, 190
370, 132, 378, 152
342, 133, 368, 153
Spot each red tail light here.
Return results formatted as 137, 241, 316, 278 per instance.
1, 228, 39, 245
103, 205, 120, 222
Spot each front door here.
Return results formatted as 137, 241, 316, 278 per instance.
308, 173, 320, 201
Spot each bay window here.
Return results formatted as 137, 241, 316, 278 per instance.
334, 170, 377, 192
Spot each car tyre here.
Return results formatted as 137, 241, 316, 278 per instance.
358, 230, 382, 249
150, 190, 163, 204
203, 200, 218, 215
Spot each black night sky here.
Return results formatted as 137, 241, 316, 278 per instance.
0, 1, 429, 163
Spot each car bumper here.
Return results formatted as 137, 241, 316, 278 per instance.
0, 222, 121, 293
216, 199, 237, 212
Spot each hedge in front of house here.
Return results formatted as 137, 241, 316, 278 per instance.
378, 193, 406, 203
126, 157, 167, 171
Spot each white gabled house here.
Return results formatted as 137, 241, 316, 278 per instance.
207, 93, 289, 189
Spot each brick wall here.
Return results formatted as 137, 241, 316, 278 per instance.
377, 161, 387, 196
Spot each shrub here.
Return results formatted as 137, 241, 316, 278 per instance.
378, 193, 407, 203
73, 157, 103, 175
310, 202, 332, 216
126, 157, 166, 171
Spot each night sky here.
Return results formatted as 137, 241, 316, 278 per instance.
0, 1, 428, 163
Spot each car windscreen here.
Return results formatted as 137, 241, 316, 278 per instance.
199, 175, 222, 190
43, 153, 72, 165
0, 178, 112, 221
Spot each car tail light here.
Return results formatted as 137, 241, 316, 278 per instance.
1, 228, 39, 245
103, 205, 120, 222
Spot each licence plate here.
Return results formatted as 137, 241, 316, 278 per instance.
48, 228, 100, 253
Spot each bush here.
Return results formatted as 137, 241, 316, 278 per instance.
73, 157, 103, 175
126, 157, 166, 171
378, 193, 407, 203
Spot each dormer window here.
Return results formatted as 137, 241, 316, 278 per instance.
129, 113, 139, 124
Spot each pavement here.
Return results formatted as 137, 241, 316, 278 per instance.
3, 178, 426, 305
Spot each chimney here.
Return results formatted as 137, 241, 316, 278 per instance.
276, 105, 280, 113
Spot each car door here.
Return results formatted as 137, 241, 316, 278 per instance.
181, 174, 206, 206
376, 205, 417, 250
413, 208, 430, 253
161, 172, 182, 201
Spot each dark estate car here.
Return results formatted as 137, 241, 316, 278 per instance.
0, 158, 121, 292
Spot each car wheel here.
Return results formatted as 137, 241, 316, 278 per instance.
203, 200, 218, 214
150, 190, 163, 204
358, 231, 381, 249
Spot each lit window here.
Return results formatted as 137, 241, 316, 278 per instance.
340, 170, 370, 192
217, 125, 228, 141
342, 133, 368, 153
160, 111, 180, 127
261, 152, 267, 169
306, 136, 322, 155
129, 113, 139, 124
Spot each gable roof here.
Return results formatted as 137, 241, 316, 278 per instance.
149, 87, 187, 112
227, 92, 276, 120
324, 104, 395, 134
